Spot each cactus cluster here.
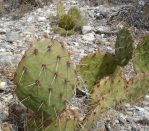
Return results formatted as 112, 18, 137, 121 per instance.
77, 28, 149, 130
13, 25, 149, 130
52, 1, 86, 36
14, 38, 76, 127
115, 27, 134, 66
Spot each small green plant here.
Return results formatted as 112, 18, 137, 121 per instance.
50, 3, 86, 36
14, 38, 76, 128
58, 14, 76, 30
115, 27, 134, 66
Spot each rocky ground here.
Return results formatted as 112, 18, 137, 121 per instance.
0, 0, 148, 130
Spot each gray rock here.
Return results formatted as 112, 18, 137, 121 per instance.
95, 25, 118, 35
82, 25, 92, 34
118, 114, 126, 125
82, 32, 95, 41
96, 122, 105, 130
6, 32, 19, 42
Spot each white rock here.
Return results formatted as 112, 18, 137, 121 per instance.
37, 17, 46, 22
145, 94, 149, 101
27, 16, 34, 22
96, 26, 110, 33
0, 82, 7, 91
82, 32, 95, 41
82, 26, 92, 34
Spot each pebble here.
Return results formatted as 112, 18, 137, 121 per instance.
145, 95, 149, 101
37, 16, 47, 22
82, 25, 92, 34
0, 81, 7, 91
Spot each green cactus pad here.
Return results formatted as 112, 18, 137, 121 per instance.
133, 35, 149, 73
14, 39, 76, 120
126, 73, 149, 102
115, 27, 134, 66
77, 52, 118, 91
81, 70, 126, 130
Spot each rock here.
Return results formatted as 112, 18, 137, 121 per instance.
144, 94, 149, 101
0, 81, 7, 91
95, 25, 117, 35
118, 114, 126, 125
96, 122, 106, 130
37, 16, 46, 22
82, 25, 92, 34
124, 103, 131, 108
0, 29, 6, 34
27, 16, 34, 23
0, 123, 17, 131
6, 32, 19, 42
82, 32, 95, 41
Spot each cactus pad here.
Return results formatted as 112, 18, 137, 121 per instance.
133, 35, 149, 73
81, 70, 126, 129
14, 39, 76, 120
115, 27, 134, 66
77, 52, 117, 91
126, 73, 149, 102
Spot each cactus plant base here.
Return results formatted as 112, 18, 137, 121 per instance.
45, 118, 77, 131
53, 26, 75, 36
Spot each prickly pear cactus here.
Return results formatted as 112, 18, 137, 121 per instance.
14, 38, 76, 120
77, 52, 117, 91
81, 70, 126, 130
133, 35, 149, 73
115, 27, 134, 66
